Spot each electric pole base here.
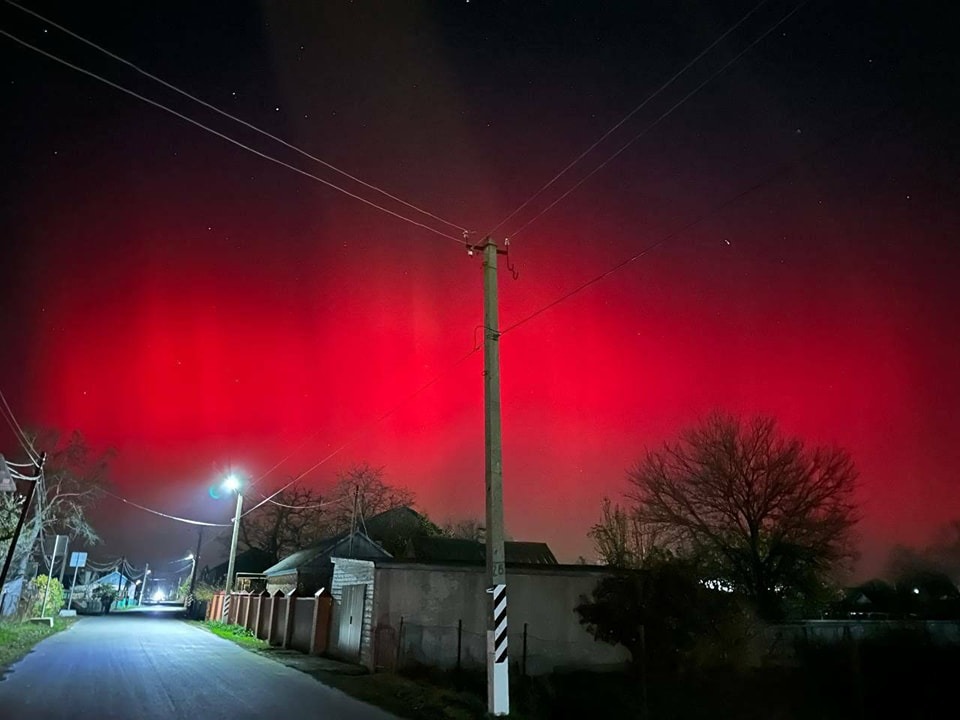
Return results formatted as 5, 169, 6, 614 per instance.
487, 630, 510, 716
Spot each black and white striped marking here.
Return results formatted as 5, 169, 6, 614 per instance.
493, 584, 508, 664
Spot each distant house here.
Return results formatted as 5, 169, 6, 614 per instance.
356, 506, 444, 557
263, 531, 390, 596
202, 547, 275, 590
260, 506, 442, 596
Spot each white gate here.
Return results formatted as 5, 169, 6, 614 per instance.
336, 584, 366, 659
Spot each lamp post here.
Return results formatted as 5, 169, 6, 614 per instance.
137, 566, 150, 606
222, 475, 244, 596
182, 553, 196, 606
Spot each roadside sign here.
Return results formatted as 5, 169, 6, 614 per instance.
43, 535, 68, 556
69, 552, 88, 568
0, 456, 17, 492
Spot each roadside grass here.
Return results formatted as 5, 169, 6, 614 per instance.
0, 618, 76, 672
192, 620, 269, 650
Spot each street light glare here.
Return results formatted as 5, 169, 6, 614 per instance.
223, 474, 241, 492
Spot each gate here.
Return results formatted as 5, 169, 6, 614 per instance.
336, 584, 366, 659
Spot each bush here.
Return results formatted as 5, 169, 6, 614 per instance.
192, 581, 218, 602
30, 575, 65, 617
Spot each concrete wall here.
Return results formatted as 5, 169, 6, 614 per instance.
369, 564, 630, 675
329, 558, 376, 667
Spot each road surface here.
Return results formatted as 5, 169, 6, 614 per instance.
0, 613, 398, 719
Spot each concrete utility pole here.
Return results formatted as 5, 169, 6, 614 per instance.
224, 491, 244, 593
138, 563, 150, 605
188, 528, 202, 597
117, 556, 125, 596
480, 239, 509, 716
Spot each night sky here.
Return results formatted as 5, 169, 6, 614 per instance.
1, 1, 957, 578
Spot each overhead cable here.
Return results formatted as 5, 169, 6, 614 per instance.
3, 458, 37, 468
488, 0, 772, 237
507, 0, 810, 240
0, 28, 466, 246
4, 0, 467, 235
0, 387, 39, 462
101, 489, 232, 527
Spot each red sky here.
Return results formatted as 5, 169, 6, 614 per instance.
2, 1, 958, 578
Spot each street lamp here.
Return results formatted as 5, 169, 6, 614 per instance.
137, 569, 151, 606
222, 475, 244, 597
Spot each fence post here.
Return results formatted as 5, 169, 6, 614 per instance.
267, 590, 283, 645
522, 622, 528, 678
310, 591, 331, 655
457, 619, 463, 672
244, 591, 253, 631
396, 616, 404, 670
283, 590, 298, 649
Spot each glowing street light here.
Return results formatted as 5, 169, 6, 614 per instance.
221, 474, 244, 601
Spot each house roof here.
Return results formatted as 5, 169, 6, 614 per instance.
408, 536, 558, 566
206, 547, 276, 578
263, 531, 390, 577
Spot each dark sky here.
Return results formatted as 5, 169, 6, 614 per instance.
1, 1, 957, 579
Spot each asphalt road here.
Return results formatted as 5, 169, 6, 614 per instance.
0, 613, 398, 720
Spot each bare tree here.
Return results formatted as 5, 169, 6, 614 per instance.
628, 413, 858, 619
0, 430, 112, 581
588, 497, 664, 568
327, 463, 414, 532
237, 486, 329, 564
441, 517, 485, 542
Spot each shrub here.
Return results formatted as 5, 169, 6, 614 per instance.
30, 575, 65, 617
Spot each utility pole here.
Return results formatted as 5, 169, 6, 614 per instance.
188, 528, 202, 597
117, 556, 125, 605
138, 563, 150, 606
224, 491, 243, 593
478, 238, 509, 716
0, 451, 44, 595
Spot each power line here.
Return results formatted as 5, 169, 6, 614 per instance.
242, 344, 481, 517
5, 0, 467, 236
507, 0, 810, 240
487, 0, 772, 238
501, 103, 898, 337
101, 489, 232, 527
0, 387, 39, 462
0, 28, 466, 246
3, 458, 36, 468
7, 468, 36, 480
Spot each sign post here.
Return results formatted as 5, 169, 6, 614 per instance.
66, 552, 87, 611
39, 535, 67, 618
